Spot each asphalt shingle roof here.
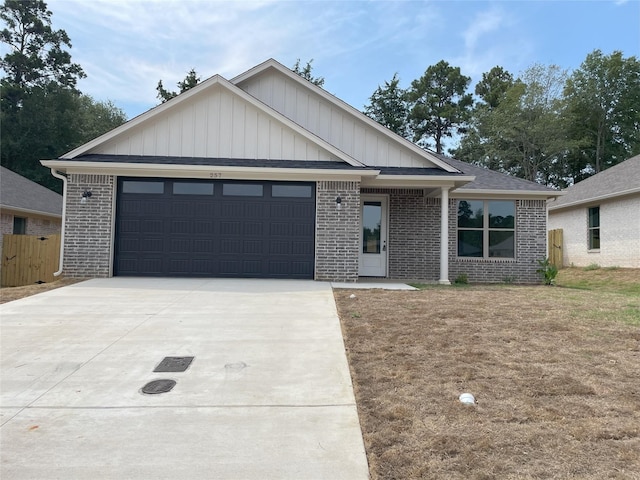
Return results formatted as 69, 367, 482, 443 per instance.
548, 155, 640, 209
432, 154, 559, 192
0, 167, 63, 217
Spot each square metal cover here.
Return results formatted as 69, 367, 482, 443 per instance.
153, 356, 194, 373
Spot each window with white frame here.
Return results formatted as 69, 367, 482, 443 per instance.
588, 206, 600, 250
457, 200, 516, 258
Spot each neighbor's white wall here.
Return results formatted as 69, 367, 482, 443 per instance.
548, 195, 640, 268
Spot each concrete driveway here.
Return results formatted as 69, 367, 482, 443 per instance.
0, 278, 369, 480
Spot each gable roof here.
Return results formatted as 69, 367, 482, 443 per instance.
231, 59, 460, 173
60, 74, 365, 167
548, 155, 640, 211
0, 167, 63, 217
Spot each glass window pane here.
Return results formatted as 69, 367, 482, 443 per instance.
362, 202, 382, 254
458, 200, 483, 228
13, 217, 26, 234
122, 181, 164, 194
173, 182, 214, 195
223, 183, 263, 196
272, 184, 313, 198
589, 228, 600, 249
588, 207, 600, 228
489, 231, 515, 258
489, 201, 515, 229
458, 230, 483, 257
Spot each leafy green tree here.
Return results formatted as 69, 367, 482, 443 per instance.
292, 58, 324, 87
1, 0, 126, 192
475, 66, 515, 110
453, 66, 516, 165
156, 68, 201, 103
0, 0, 85, 90
480, 64, 570, 184
563, 50, 640, 177
363, 73, 408, 136
407, 60, 473, 153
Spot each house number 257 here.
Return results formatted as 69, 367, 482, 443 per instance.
209, 172, 222, 178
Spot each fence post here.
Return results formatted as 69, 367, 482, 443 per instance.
548, 229, 563, 269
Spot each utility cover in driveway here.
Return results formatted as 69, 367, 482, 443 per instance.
114, 178, 316, 279
141, 379, 176, 394
154, 356, 194, 372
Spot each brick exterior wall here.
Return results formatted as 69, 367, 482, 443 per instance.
449, 199, 547, 284
362, 188, 440, 280
315, 180, 360, 282
548, 195, 640, 268
63, 174, 115, 277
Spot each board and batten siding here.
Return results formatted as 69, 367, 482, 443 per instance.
90, 84, 336, 161
237, 71, 434, 168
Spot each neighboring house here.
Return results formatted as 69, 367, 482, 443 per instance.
547, 155, 640, 268
41, 59, 558, 284
0, 166, 63, 253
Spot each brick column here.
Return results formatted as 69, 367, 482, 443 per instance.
315, 181, 360, 282
63, 174, 115, 277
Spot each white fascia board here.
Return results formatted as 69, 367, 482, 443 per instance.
40, 160, 379, 182
0, 205, 62, 219
362, 174, 475, 189
547, 187, 640, 211
452, 188, 563, 199
231, 59, 461, 173
60, 72, 364, 168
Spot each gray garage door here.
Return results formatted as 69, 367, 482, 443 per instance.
115, 178, 315, 279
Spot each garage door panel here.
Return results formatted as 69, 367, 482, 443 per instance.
194, 221, 215, 235
193, 239, 215, 253
242, 239, 263, 255
169, 220, 191, 235
119, 219, 140, 233
141, 237, 163, 253
115, 179, 315, 279
142, 201, 166, 216
219, 221, 241, 235
243, 222, 263, 235
270, 240, 290, 255
141, 219, 164, 233
141, 258, 164, 274
168, 238, 191, 254
292, 240, 314, 255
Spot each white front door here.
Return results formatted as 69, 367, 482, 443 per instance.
359, 196, 388, 277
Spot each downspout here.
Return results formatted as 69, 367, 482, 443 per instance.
49, 169, 67, 276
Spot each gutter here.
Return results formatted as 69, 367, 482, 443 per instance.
49, 169, 67, 276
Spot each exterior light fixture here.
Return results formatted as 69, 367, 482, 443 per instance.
336, 196, 342, 210
81, 190, 92, 204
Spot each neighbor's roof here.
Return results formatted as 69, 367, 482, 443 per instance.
437, 155, 560, 194
0, 166, 63, 217
548, 154, 640, 211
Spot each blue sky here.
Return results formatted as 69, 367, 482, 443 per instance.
44, 0, 639, 122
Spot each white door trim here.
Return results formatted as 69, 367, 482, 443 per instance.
358, 195, 389, 277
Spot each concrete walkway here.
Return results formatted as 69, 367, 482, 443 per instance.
0, 278, 370, 480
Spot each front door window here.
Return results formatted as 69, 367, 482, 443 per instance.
359, 197, 387, 277
362, 202, 382, 254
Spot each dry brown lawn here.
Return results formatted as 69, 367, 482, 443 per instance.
335, 268, 640, 479
0, 277, 85, 304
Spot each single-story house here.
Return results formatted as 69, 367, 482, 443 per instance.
0, 166, 63, 251
41, 59, 559, 284
547, 155, 640, 268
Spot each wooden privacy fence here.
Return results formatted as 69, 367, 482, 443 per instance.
1, 234, 61, 287
548, 228, 563, 269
